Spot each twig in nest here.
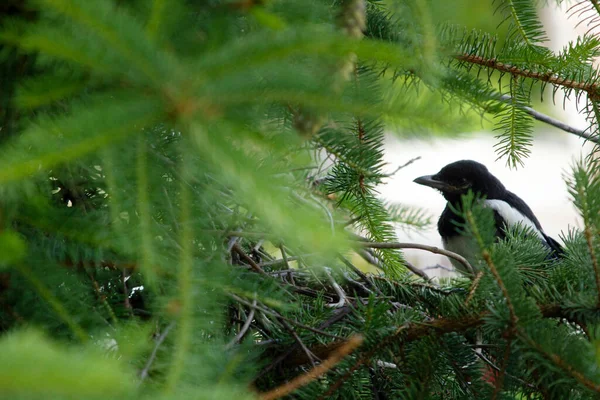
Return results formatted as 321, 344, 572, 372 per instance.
325, 268, 347, 308
280, 319, 319, 367
279, 245, 295, 285
404, 260, 432, 281
226, 299, 257, 349
343, 272, 372, 294
229, 294, 344, 339
338, 254, 385, 296
232, 243, 269, 277
259, 335, 364, 400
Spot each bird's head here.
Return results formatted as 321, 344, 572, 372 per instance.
413, 160, 505, 203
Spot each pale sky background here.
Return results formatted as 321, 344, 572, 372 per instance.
381, 3, 594, 277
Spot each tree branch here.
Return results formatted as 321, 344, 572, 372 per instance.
357, 241, 474, 276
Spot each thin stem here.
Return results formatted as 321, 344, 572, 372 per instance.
226, 300, 256, 349
139, 322, 176, 383
280, 319, 319, 367
230, 294, 344, 339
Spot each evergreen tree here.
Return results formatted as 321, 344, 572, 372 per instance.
1, 0, 600, 399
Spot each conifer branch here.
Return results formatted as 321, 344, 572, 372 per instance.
518, 331, 600, 393
574, 179, 600, 307
290, 304, 576, 370
465, 210, 518, 327
492, 338, 513, 400
584, 224, 600, 307
456, 54, 600, 96
137, 137, 156, 282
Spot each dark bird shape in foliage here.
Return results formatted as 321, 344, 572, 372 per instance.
413, 160, 563, 274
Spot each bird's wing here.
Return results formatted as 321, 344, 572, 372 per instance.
541, 233, 564, 258
483, 198, 563, 258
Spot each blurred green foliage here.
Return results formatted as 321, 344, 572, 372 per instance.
1, 0, 600, 399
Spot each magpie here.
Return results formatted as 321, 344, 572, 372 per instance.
413, 160, 563, 274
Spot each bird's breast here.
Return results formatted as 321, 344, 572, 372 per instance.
442, 235, 477, 274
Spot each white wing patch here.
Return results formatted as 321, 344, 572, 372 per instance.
482, 199, 545, 240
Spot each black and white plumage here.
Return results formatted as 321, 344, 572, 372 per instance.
413, 160, 562, 274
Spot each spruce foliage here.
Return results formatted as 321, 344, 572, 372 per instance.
2, 0, 600, 399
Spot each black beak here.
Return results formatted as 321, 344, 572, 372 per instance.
413, 175, 453, 192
